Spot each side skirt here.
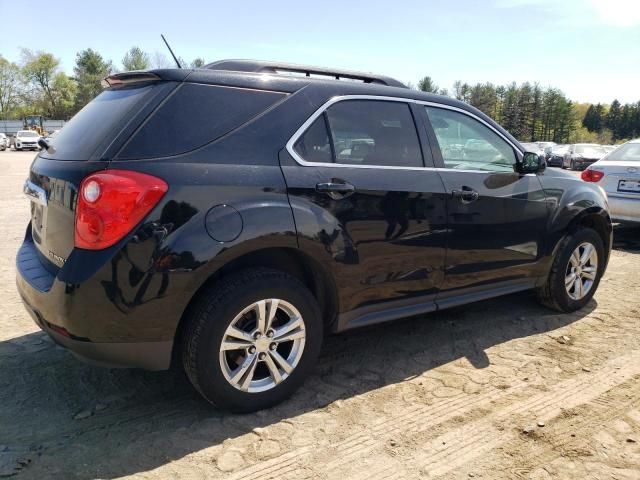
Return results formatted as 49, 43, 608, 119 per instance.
336, 278, 539, 332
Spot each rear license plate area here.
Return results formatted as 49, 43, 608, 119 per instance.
618, 179, 640, 193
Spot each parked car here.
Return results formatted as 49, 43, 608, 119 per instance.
0, 133, 7, 151
582, 138, 640, 224
520, 142, 546, 163
563, 144, 606, 170
545, 144, 569, 167
537, 141, 556, 152
14, 130, 40, 151
16, 61, 612, 412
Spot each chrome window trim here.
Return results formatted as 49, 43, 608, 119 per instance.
284, 94, 523, 173
23, 180, 47, 207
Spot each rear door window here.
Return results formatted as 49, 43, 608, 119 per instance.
293, 116, 333, 163
326, 100, 423, 168
117, 84, 286, 159
41, 84, 159, 161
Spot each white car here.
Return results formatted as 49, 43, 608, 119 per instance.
14, 130, 40, 151
582, 138, 640, 224
0, 133, 7, 151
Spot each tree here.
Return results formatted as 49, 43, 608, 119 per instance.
152, 52, 171, 69
190, 57, 205, 68
21, 49, 59, 115
582, 103, 605, 133
122, 47, 150, 71
0, 56, 22, 115
73, 48, 112, 112
607, 100, 622, 140
20, 49, 76, 118
49, 72, 77, 118
417, 76, 440, 94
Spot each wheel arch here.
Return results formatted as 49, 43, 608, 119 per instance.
548, 206, 612, 269
170, 246, 339, 366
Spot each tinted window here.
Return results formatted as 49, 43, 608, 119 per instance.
119, 84, 285, 159
294, 115, 332, 163
425, 107, 516, 172
41, 84, 157, 161
326, 101, 422, 167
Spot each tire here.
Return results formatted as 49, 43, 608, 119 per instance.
536, 227, 605, 312
182, 268, 323, 412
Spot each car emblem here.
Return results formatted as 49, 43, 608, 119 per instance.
628, 167, 638, 174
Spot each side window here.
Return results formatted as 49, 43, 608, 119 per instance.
293, 115, 332, 163
425, 107, 516, 172
118, 84, 285, 160
327, 100, 422, 167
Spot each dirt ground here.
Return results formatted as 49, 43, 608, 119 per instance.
1, 150, 639, 480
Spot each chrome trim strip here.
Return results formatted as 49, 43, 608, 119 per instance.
23, 180, 47, 207
284, 94, 523, 173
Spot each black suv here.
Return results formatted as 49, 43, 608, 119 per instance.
17, 60, 612, 412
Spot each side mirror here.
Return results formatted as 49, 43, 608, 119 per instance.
516, 151, 545, 174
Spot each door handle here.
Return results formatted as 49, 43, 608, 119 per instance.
316, 180, 355, 199
451, 186, 479, 204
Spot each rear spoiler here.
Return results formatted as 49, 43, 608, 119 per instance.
101, 72, 162, 88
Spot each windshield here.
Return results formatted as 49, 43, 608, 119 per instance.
575, 145, 605, 155
18, 131, 39, 137
603, 143, 640, 162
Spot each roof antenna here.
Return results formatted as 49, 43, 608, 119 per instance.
161, 34, 182, 68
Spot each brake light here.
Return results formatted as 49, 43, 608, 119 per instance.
75, 170, 168, 250
581, 169, 604, 183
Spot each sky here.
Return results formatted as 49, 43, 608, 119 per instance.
0, 0, 639, 104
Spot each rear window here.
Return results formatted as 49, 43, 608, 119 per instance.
42, 84, 158, 161
603, 143, 640, 161
117, 84, 286, 159
575, 145, 605, 155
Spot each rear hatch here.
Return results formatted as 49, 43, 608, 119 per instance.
26, 76, 176, 270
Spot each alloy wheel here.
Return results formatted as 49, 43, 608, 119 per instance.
565, 242, 598, 301
219, 299, 306, 393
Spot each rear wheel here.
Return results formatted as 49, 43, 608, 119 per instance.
182, 268, 323, 412
537, 228, 604, 312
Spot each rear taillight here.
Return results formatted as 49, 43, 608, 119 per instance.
75, 170, 168, 250
581, 169, 605, 183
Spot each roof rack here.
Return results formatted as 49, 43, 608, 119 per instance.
203, 59, 407, 88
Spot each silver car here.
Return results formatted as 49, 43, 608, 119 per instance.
582, 138, 640, 224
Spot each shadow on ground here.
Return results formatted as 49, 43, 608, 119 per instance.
612, 224, 640, 253
0, 289, 597, 479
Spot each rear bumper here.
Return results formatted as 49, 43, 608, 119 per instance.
19, 293, 172, 370
608, 194, 640, 224
15, 232, 184, 371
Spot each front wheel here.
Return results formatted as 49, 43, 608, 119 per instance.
537, 228, 605, 312
182, 268, 323, 412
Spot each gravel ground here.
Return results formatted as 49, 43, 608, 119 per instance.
1, 150, 639, 479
